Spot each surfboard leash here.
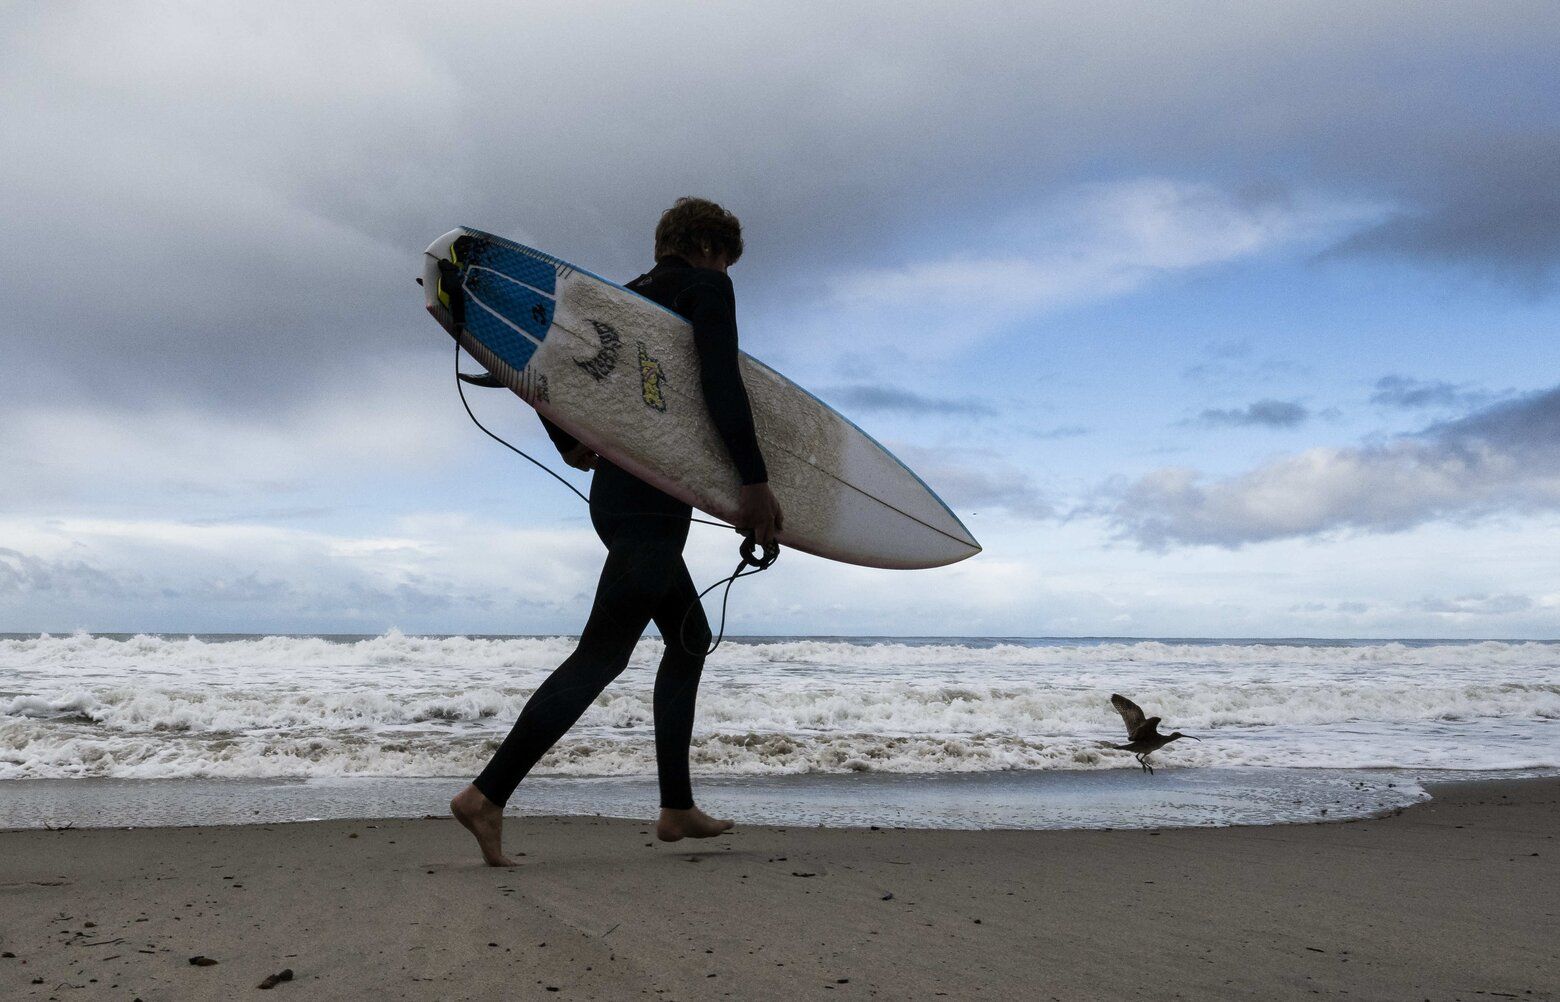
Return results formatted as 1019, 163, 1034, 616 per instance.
453, 342, 777, 657
454, 345, 592, 507
680, 534, 778, 657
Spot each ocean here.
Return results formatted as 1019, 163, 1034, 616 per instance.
3, 632, 1556, 830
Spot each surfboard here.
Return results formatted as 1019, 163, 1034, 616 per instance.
421, 227, 981, 569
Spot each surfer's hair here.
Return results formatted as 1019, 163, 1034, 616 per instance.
654, 197, 744, 265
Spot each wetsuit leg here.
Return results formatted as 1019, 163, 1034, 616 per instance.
649, 559, 711, 810
472, 520, 690, 808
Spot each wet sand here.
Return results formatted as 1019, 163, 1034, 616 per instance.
1, 778, 1555, 1000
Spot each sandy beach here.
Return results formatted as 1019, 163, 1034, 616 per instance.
0, 777, 1553, 1000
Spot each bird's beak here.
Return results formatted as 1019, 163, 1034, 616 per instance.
1183, 735, 1202, 741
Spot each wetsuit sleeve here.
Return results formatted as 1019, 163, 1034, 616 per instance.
675, 276, 769, 486
538, 414, 579, 455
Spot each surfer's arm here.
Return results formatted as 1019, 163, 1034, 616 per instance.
537, 415, 597, 470
538, 414, 578, 455
679, 277, 770, 486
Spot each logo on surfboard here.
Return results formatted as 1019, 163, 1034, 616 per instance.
638, 341, 668, 412
574, 320, 620, 381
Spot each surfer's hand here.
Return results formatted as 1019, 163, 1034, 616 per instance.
737, 483, 784, 546
561, 443, 597, 471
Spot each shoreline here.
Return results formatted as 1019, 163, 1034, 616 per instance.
8, 631, 1559, 641
2, 776, 1555, 998
0, 765, 1469, 833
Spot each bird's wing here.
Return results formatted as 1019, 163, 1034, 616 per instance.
1137, 717, 1161, 741
1110, 694, 1146, 739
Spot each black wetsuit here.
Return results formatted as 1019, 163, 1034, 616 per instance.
472, 255, 767, 811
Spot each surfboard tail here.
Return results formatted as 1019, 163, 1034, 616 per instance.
422, 228, 472, 339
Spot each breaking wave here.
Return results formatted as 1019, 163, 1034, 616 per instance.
2, 631, 1556, 780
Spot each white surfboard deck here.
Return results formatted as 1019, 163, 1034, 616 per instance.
422, 227, 980, 569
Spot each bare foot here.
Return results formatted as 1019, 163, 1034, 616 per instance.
450, 784, 516, 866
655, 805, 735, 842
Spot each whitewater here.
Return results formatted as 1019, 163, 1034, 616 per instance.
3, 631, 1556, 784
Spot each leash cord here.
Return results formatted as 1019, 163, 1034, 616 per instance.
454, 342, 775, 656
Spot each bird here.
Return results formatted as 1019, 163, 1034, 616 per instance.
1108, 693, 1200, 774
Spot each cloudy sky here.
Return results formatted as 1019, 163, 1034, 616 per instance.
3, 2, 1559, 638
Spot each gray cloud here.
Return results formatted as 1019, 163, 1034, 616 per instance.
1415, 593, 1534, 616
183, 507, 337, 526
1288, 600, 1372, 614
0, 530, 524, 630
893, 447, 1053, 520
1326, 135, 1560, 291
2, 2, 1556, 423
1195, 399, 1309, 428
0, 548, 134, 599
937, 471, 1054, 520
1370, 376, 1494, 411
1111, 383, 1560, 548
1182, 355, 1310, 386
1423, 386, 1560, 452
1031, 425, 1091, 440
824, 384, 996, 417
176, 572, 298, 605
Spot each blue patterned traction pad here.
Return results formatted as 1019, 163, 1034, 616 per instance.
460, 235, 560, 373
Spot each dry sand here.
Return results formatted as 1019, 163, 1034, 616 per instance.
1, 778, 1555, 1000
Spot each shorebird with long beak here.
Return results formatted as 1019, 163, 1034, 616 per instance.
1108, 693, 1200, 774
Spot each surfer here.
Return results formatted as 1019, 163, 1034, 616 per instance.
452, 198, 783, 866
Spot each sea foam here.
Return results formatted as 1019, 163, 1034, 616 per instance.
1, 631, 1556, 780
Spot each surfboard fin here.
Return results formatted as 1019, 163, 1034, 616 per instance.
457, 370, 505, 388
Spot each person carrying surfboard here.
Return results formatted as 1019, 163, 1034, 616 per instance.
451, 198, 783, 866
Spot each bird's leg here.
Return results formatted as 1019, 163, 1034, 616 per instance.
1143, 757, 1154, 775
